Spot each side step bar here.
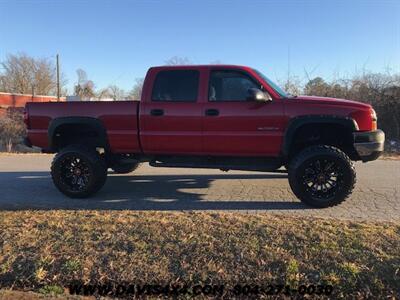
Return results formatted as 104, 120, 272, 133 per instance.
149, 156, 284, 172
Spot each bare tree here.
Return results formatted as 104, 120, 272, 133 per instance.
278, 75, 302, 96
76, 69, 88, 85
0, 53, 66, 96
74, 69, 95, 100
96, 88, 111, 100
128, 78, 144, 100
0, 75, 5, 92
304, 77, 331, 96
164, 56, 191, 65
0, 110, 26, 152
108, 85, 125, 101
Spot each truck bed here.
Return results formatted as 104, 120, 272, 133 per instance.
26, 101, 141, 153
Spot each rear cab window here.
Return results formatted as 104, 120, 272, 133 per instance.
151, 70, 199, 102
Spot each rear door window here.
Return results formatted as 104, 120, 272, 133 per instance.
152, 70, 199, 102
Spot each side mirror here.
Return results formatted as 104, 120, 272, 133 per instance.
247, 88, 272, 102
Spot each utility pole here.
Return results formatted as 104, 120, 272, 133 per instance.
56, 54, 60, 101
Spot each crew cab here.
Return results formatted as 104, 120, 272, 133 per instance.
24, 65, 385, 207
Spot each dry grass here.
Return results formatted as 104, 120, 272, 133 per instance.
0, 289, 92, 299
0, 211, 399, 298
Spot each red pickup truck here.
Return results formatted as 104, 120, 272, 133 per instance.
24, 65, 384, 207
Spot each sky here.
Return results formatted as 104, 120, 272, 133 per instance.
0, 0, 399, 93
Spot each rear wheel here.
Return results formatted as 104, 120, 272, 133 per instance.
51, 145, 107, 198
288, 145, 356, 208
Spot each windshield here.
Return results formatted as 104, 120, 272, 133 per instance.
253, 69, 288, 98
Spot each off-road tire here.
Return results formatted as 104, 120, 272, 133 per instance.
111, 163, 141, 174
51, 145, 107, 198
288, 145, 356, 208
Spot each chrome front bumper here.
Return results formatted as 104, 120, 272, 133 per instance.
353, 130, 385, 162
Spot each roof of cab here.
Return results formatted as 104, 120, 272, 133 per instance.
149, 64, 252, 70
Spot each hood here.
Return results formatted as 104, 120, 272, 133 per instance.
291, 95, 372, 109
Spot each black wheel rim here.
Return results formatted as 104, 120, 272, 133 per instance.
300, 158, 344, 200
59, 155, 91, 192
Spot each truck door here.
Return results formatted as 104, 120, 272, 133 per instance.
202, 69, 284, 156
140, 69, 203, 155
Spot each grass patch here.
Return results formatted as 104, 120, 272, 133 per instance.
39, 284, 64, 296
0, 211, 399, 298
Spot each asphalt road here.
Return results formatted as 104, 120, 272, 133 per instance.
0, 154, 399, 222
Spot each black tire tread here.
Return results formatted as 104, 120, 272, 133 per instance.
288, 145, 356, 208
51, 145, 107, 198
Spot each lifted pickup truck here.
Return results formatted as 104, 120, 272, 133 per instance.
24, 65, 384, 207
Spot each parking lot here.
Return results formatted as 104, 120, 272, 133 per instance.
0, 154, 399, 222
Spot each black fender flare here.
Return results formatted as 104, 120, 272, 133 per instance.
48, 117, 110, 151
282, 115, 358, 157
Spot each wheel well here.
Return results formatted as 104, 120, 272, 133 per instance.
287, 123, 357, 161
51, 123, 108, 152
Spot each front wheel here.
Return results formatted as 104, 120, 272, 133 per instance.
51, 145, 107, 198
288, 145, 356, 208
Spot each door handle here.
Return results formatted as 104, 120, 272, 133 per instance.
150, 109, 164, 116
205, 109, 219, 116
